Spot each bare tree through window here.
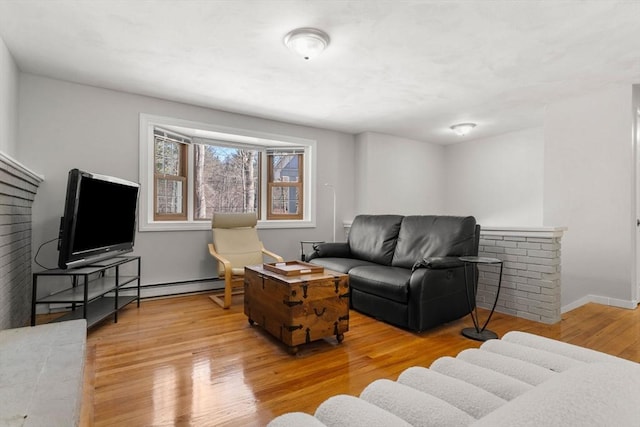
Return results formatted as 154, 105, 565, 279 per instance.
194, 143, 260, 220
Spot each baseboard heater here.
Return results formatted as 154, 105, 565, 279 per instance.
118, 277, 224, 299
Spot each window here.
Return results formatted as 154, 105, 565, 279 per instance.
154, 129, 188, 221
193, 144, 260, 220
139, 114, 316, 231
267, 150, 303, 220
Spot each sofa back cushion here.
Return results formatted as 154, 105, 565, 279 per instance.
392, 216, 477, 268
348, 215, 403, 265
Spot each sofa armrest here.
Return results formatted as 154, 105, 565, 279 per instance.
411, 256, 465, 271
306, 242, 351, 261
408, 262, 475, 331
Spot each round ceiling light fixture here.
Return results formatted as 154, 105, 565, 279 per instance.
284, 27, 330, 60
450, 123, 477, 136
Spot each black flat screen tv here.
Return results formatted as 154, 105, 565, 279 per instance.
57, 168, 140, 269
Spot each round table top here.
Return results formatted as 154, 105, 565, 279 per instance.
459, 256, 502, 264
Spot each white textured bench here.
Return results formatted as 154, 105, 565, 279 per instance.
268, 331, 640, 427
0, 319, 86, 427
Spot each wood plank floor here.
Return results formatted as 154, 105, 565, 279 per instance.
74, 294, 640, 426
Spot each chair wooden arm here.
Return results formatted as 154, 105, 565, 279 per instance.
208, 243, 283, 309
208, 243, 233, 273
208, 243, 235, 309
262, 247, 284, 263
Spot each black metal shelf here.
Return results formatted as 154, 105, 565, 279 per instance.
37, 275, 139, 303
49, 296, 138, 328
32, 256, 141, 328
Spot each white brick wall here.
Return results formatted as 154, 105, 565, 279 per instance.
0, 153, 43, 330
477, 227, 566, 324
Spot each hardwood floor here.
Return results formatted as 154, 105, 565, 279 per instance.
75, 294, 640, 426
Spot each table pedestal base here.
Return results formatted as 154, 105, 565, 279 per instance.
461, 327, 498, 341
460, 256, 503, 342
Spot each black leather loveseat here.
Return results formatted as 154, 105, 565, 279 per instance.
306, 215, 480, 332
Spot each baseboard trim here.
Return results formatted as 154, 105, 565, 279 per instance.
562, 295, 638, 313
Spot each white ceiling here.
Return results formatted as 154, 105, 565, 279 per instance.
1, 0, 639, 144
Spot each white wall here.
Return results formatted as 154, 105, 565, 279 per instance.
0, 35, 18, 157
634, 84, 640, 304
544, 85, 635, 308
18, 74, 355, 285
354, 132, 446, 215
444, 128, 544, 226
353, 129, 543, 225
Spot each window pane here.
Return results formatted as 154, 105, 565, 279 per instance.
155, 139, 181, 176
270, 186, 300, 215
194, 143, 260, 220
156, 178, 184, 214
271, 155, 299, 182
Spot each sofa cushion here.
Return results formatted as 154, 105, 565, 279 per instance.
315, 395, 412, 427
359, 379, 475, 427
456, 349, 555, 386
472, 362, 640, 427
310, 257, 379, 274
348, 215, 403, 266
349, 266, 412, 303
501, 330, 639, 366
392, 216, 477, 269
429, 357, 533, 401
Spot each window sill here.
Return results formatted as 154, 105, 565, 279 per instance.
139, 219, 316, 232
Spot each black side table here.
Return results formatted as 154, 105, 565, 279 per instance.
459, 256, 503, 341
300, 240, 325, 261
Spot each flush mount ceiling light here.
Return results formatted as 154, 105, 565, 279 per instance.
284, 27, 330, 60
450, 123, 477, 136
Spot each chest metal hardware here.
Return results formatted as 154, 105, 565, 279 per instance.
283, 300, 303, 307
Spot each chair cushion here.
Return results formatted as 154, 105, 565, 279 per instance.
212, 227, 263, 273
211, 212, 257, 228
349, 266, 412, 303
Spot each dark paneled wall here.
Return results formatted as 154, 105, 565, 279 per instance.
0, 154, 42, 330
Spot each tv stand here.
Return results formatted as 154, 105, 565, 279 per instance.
31, 255, 141, 328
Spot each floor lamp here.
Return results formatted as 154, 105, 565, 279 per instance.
324, 183, 336, 242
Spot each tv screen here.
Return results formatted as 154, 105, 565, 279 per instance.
57, 169, 140, 269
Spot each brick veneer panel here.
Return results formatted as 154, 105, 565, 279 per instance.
0, 154, 42, 330
477, 231, 562, 324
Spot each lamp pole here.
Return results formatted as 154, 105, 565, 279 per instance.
324, 183, 336, 242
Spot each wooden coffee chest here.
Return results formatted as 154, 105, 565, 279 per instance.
244, 264, 349, 354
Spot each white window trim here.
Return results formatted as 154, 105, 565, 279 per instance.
139, 113, 317, 231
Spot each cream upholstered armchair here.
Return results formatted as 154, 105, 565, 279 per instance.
208, 212, 283, 309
